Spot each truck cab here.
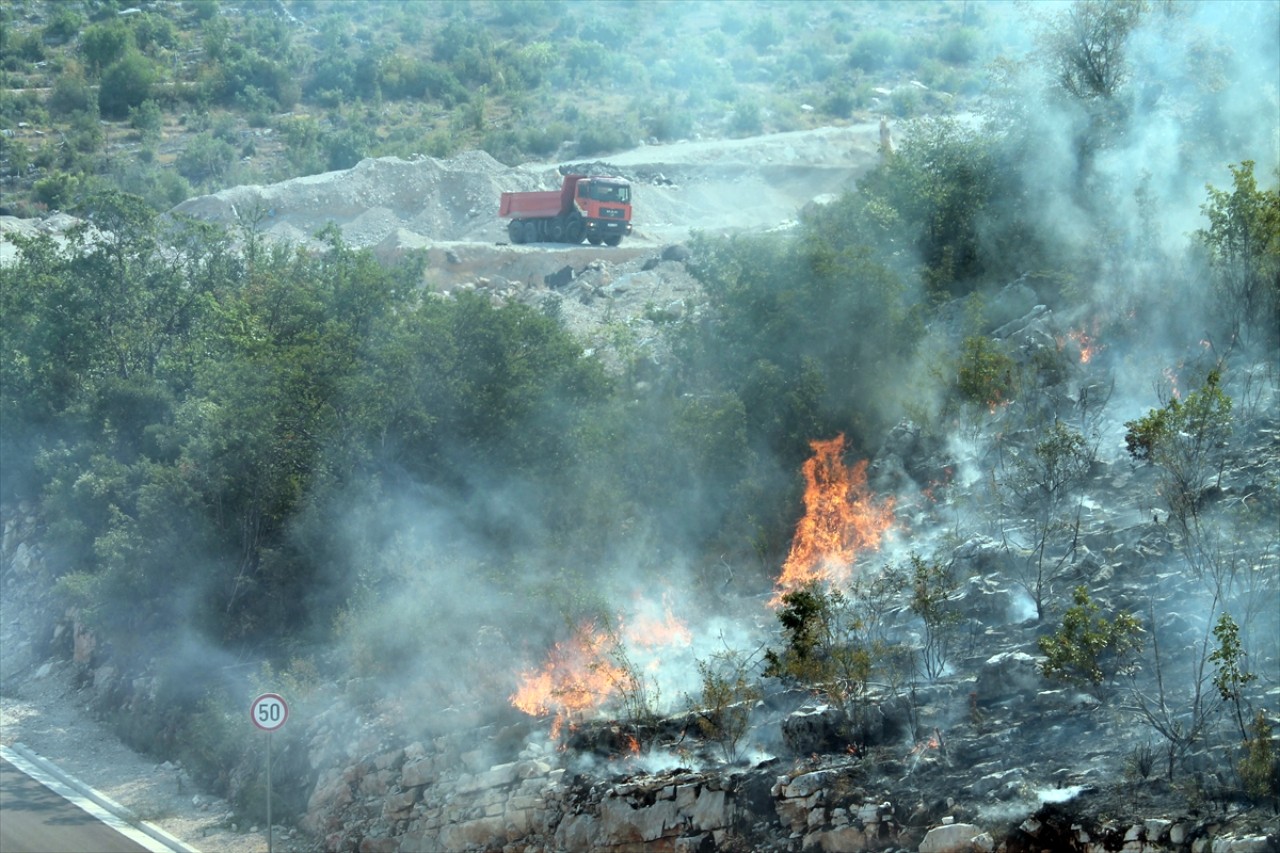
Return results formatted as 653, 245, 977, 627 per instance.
574, 177, 632, 245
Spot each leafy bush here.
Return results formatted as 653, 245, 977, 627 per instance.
937, 27, 982, 65
43, 6, 84, 43
99, 50, 159, 120
1038, 586, 1143, 699
1239, 711, 1278, 805
1197, 161, 1280, 349
728, 100, 763, 135
48, 70, 96, 118
849, 29, 898, 71
175, 132, 237, 184
955, 335, 1014, 409
1124, 369, 1233, 532
908, 554, 960, 680
692, 650, 762, 762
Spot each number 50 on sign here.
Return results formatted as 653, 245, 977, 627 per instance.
251, 693, 289, 732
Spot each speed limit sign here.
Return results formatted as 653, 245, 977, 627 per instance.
250, 693, 289, 732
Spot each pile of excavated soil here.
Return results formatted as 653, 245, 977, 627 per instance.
170, 150, 527, 250
168, 121, 886, 253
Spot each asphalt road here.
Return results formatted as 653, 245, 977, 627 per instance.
0, 756, 153, 853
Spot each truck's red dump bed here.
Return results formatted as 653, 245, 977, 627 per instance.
500, 175, 587, 219
499, 190, 563, 219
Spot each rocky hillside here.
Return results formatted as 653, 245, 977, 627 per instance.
2, 9, 1278, 846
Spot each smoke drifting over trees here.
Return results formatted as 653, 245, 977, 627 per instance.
2, 0, 1278, 837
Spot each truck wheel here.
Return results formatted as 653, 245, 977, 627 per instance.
524, 220, 540, 243
564, 216, 586, 244
603, 235, 623, 247
587, 235, 603, 246
507, 220, 525, 244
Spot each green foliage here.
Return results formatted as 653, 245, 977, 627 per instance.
1037, 0, 1147, 102
1197, 161, 1280, 349
99, 50, 160, 120
43, 6, 85, 43
1038, 586, 1144, 699
728, 100, 763, 136
937, 27, 982, 65
693, 649, 763, 762
1210, 612, 1257, 738
764, 583, 907, 736
48, 69, 96, 118
1123, 369, 1233, 530
81, 22, 133, 76
907, 553, 960, 680
1239, 711, 1278, 805
128, 99, 164, 138
849, 29, 898, 71
1006, 421, 1094, 618
956, 335, 1014, 409
175, 132, 237, 184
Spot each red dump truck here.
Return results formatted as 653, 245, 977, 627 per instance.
500, 174, 632, 246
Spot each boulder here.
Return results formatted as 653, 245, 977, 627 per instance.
919, 822, 981, 852
974, 651, 1045, 706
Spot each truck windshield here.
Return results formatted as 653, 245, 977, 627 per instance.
587, 182, 630, 204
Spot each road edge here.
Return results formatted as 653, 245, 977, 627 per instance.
1, 742, 201, 853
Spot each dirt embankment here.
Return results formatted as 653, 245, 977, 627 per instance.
164, 121, 885, 286
3, 123, 887, 372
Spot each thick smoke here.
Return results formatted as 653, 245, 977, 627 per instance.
295, 1, 1280, 762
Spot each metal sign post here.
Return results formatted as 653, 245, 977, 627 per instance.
250, 693, 289, 853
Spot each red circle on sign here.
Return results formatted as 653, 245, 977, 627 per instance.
250, 693, 289, 731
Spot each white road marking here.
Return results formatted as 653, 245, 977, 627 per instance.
0, 743, 201, 853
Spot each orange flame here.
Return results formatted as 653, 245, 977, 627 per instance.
510, 621, 630, 739
625, 593, 693, 650
1067, 328, 1097, 363
772, 435, 895, 605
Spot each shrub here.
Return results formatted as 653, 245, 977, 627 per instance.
1239, 711, 1278, 805
956, 335, 1014, 409
849, 29, 898, 71
1038, 586, 1143, 699
728, 100, 763, 135
692, 650, 762, 762
49, 70, 95, 118
938, 27, 982, 65
1124, 369, 1232, 531
175, 132, 237, 184
99, 50, 159, 120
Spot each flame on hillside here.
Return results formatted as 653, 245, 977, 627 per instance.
1066, 328, 1098, 363
625, 593, 693, 650
510, 603, 693, 739
510, 621, 630, 740
771, 435, 895, 605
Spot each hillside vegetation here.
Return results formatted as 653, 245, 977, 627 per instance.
2, 0, 1279, 840
1, 0, 990, 215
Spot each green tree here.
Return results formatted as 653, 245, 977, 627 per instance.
81, 21, 133, 76
99, 50, 159, 120
1210, 612, 1257, 740
48, 68, 95, 117
1197, 161, 1280, 349
1239, 711, 1278, 805
1037, 0, 1147, 102
1038, 585, 1143, 699
764, 584, 907, 745
1124, 369, 1232, 539
175, 132, 237, 184
1007, 421, 1094, 619
955, 335, 1014, 410
907, 553, 960, 680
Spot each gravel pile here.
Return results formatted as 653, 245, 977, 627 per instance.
170, 151, 556, 250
